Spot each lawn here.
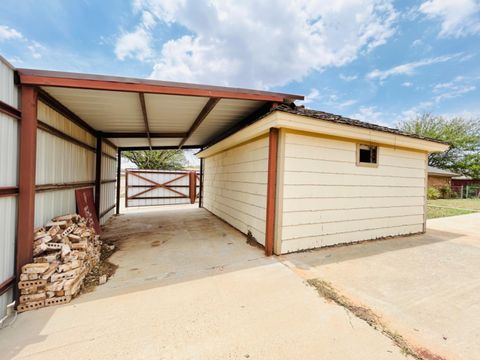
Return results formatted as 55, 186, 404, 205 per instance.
427, 198, 480, 219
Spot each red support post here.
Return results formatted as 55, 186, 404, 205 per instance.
189, 171, 197, 204
94, 134, 102, 219
265, 128, 279, 256
16, 86, 38, 280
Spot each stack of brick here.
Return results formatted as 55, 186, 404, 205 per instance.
17, 214, 101, 313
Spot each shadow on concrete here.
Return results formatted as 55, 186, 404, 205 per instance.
0, 206, 270, 359
285, 227, 464, 268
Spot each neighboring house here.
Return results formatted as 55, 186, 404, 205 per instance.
452, 175, 480, 187
427, 166, 458, 188
197, 105, 448, 254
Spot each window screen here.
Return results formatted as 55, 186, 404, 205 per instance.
358, 145, 377, 164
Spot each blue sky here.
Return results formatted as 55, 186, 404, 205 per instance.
0, 0, 479, 127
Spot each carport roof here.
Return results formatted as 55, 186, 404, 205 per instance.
16, 68, 303, 149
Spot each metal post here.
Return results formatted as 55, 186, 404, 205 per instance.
189, 171, 196, 204
199, 158, 204, 208
115, 149, 121, 214
16, 86, 38, 281
94, 134, 102, 219
265, 128, 279, 256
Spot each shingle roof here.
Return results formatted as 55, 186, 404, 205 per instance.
273, 103, 450, 145
427, 166, 459, 177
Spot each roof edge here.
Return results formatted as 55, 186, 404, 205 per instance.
16, 68, 304, 101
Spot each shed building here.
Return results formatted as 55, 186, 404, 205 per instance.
197, 105, 448, 254
0, 56, 448, 316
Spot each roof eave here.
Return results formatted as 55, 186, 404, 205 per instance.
16, 68, 304, 103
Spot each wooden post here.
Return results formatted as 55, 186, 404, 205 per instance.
94, 134, 102, 219
16, 86, 38, 281
125, 169, 129, 208
189, 171, 196, 204
265, 128, 279, 256
199, 158, 204, 208
115, 149, 121, 214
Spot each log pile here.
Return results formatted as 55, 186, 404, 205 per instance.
17, 214, 101, 313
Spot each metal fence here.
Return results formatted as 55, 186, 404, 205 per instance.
434, 185, 480, 199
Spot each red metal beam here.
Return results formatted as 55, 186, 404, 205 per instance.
189, 171, 197, 204
179, 97, 220, 148
103, 132, 186, 138
0, 100, 21, 120
35, 181, 95, 193
139, 93, 152, 149
95, 135, 102, 219
265, 128, 279, 256
0, 276, 14, 296
17, 69, 304, 102
116, 149, 121, 215
16, 86, 38, 279
0, 186, 19, 198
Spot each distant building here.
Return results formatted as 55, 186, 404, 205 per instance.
427, 166, 458, 188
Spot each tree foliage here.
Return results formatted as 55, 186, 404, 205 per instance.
122, 150, 187, 170
397, 113, 480, 178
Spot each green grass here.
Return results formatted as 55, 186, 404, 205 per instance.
427, 198, 480, 219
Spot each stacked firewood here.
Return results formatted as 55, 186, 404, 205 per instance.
17, 214, 102, 313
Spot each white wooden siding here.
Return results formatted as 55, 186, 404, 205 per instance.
203, 137, 268, 245
279, 132, 426, 253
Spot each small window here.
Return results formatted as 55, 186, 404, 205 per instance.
357, 144, 377, 165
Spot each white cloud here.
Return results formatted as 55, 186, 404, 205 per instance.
402, 81, 413, 87
432, 76, 477, 101
298, 87, 357, 109
350, 106, 387, 125
302, 88, 321, 104
0, 25, 23, 41
366, 53, 463, 80
117, 0, 398, 88
419, 0, 480, 37
115, 26, 153, 61
339, 73, 358, 81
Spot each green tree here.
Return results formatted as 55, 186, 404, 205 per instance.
397, 113, 480, 178
122, 150, 187, 170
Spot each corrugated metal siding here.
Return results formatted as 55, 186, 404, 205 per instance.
35, 190, 78, 227
0, 57, 18, 107
38, 101, 95, 147
203, 137, 268, 245
0, 113, 18, 186
0, 57, 18, 317
35, 102, 96, 228
0, 288, 13, 319
36, 130, 95, 184
279, 132, 426, 253
0, 197, 17, 315
100, 141, 117, 225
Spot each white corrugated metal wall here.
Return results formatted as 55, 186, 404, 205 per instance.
100, 141, 116, 225
0, 57, 19, 317
35, 101, 96, 227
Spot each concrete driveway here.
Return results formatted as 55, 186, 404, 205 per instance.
286, 213, 480, 360
0, 207, 407, 360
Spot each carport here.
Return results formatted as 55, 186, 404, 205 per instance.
1, 63, 302, 302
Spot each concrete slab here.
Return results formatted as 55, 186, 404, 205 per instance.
0, 208, 408, 359
286, 213, 480, 360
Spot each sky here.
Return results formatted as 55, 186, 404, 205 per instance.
0, 0, 479, 128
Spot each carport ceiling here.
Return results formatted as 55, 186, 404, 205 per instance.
17, 69, 303, 149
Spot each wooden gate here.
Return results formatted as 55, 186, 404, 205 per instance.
125, 169, 200, 207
